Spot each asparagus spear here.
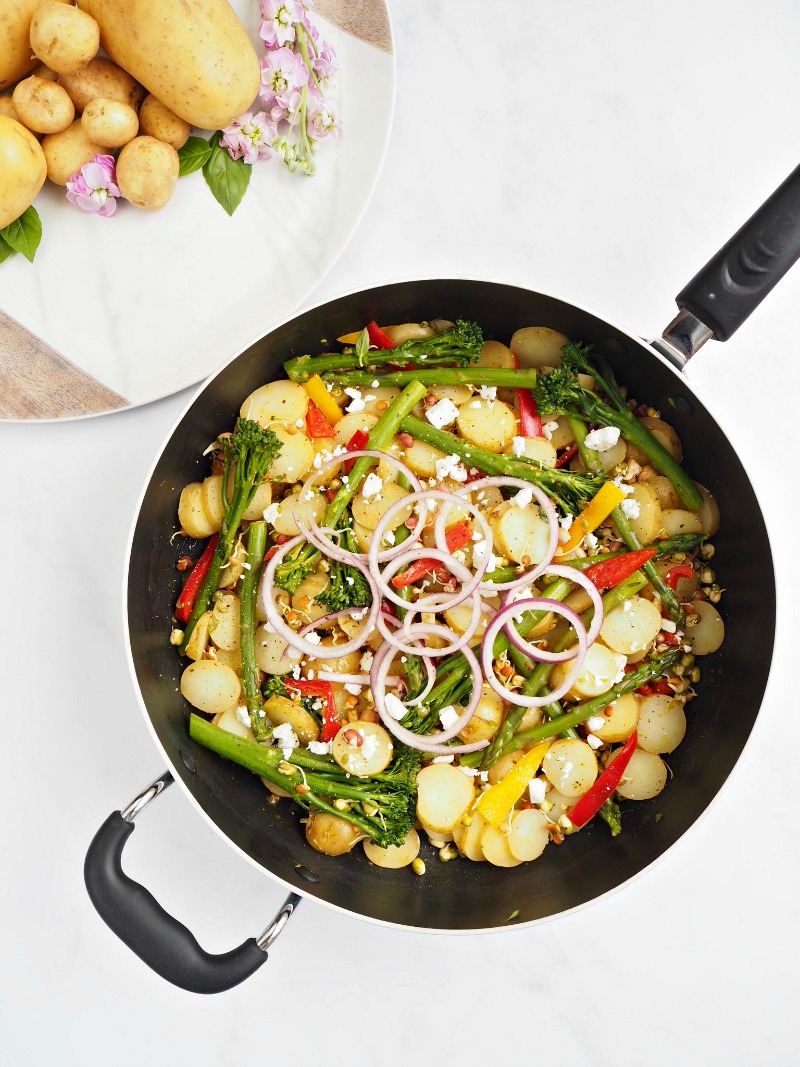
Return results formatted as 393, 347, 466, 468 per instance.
240, 521, 269, 742
322, 368, 538, 389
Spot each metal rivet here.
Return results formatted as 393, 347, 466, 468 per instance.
667, 394, 694, 415
293, 864, 321, 884
179, 748, 197, 773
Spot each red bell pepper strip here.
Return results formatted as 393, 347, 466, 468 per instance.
583, 547, 658, 592
555, 443, 578, 468
567, 731, 638, 829
305, 399, 336, 438
659, 629, 681, 646
513, 354, 543, 437
344, 428, 369, 473
175, 535, 219, 623
665, 564, 693, 590
366, 321, 396, 349
391, 522, 473, 589
651, 679, 674, 696
285, 679, 341, 742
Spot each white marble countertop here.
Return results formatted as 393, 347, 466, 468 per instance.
2, 2, 799, 1063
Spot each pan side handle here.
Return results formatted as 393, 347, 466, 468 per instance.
84, 772, 301, 994
663, 163, 800, 362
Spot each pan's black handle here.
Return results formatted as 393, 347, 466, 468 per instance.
676, 163, 800, 342
84, 772, 301, 994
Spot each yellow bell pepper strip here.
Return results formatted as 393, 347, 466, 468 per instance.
302, 374, 343, 425
337, 329, 363, 344
476, 741, 551, 827
557, 481, 626, 555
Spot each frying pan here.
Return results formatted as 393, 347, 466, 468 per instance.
86, 165, 800, 993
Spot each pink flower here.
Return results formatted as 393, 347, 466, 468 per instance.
65, 154, 120, 217
307, 96, 340, 140
310, 38, 338, 83
220, 111, 276, 164
259, 0, 303, 47
260, 46, 308, 106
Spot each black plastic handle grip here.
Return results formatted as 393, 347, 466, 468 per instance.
676, 163, 800, 341
85, 812, 268, 994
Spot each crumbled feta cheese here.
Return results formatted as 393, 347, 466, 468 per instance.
272, 722, 299, 760
528, 778, 546, 804
235, 706, 251, 727
364, 395, 377, 403
344, 387, 365, 413
584, 531, 599, 551
295, 417, 305, 428
351, 608, 367, 621
559, 513, 574, 531
304, 631, 322, 645
291, 664, 302, 678
439, 705, 459, 730
360, 731, 379, 761
661, 618, 677, 633
586, 733, 604, 750
613, 654, 627, 684
620, 497, 640, 519
432, 754, 455, 764
542, 421, 560, 441
512, 486, 534, 509
307, 740, 332, 755
359, 651, 374, 671
623, 599, 632, 612
384, 693, 407, 720
478, 385, 497, 400
584, 426, 621, 452
469, 400, 482, 409
345, 575, 354, 586
361, 472, 383, 498
459, 766, 479, 778
262, 502, 281, 524
344, 683, 362, 696
586, 715, 606, 732
425, 397, 460, 428
287, 648, 303, 661
371, 380, 380, 388
382, 529, 396, 546
306, 670, 315, 680
472, 538, 498, 573
612, 476, 634, 496
478, 771, 489, 783
435, 453, 468, 482
511, 436, 526, 456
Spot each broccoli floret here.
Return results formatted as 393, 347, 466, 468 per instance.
316, 527, 373, 613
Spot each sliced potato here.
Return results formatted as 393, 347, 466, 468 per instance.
648, 475, 682, 510
183, 610, 212, 661
600, 595, 663, 656
510, 327, 569, 368
360, 386, 400, 415
333, 411, 378, 448
623, 483, 662, 545
306, 812, 364, 856
209, 592, 240, 651
218, 537, 247, 589
240, 380, 308, 427
352, 479, 413, 531
266, 426, 315, 482
614, 747, 668, 800
480, 825, 522, 867
200, 473, 226, 529
213, 704, 252, 740
660, 508, 704, 538
254, 626, 295, 675
242, 479, 273, 522
487, 749, 526, 786
382, 322, 435, 345
453, 807, 487, 861
402, 438, 447, 477
637, 694, 687, 754
511, 436, 557, 467
639, 416, 682, 461
684, 601, 724, 656
457, 684, 503, 744
417, 763, 475, 834
291, 573, 331, 623
180, 659, 240, 714
591, 692, 639, 743
207, 645, 242, 676
264, 694, 319, 745
542, 739, 598, 797
178, 482, 217, 539
364, 828, 421, 869
488, 499, 551, 565
331, 721, 393, 776
456, 398, 516, 452
477, 339, 515, 370
550, 641, 624, 700
507, 808, 550, 862
273, 489, 326, 536
693, 481, 720, 537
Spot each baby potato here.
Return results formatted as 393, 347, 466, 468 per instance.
240, 379, 308, 428
550, 642, 625, 700
591, 692, 639, 743
30, 2, 99, 74
477, 339, 515, 370
81, 97, 138, 147
417, 763, 475, 834
254, 626, 295, 675
306, 812, 365, 856
401, 438, 446, 478
183, 610, 212, 661
0, 115, 46, 228
430, 384, 472, 406
266, 426, 315, 482
362, 386, 401, 416
542, 739, 598, 797
684, 601, 724, 656
0, 96, 19, 121
614, 747, 668, 801
456, 397, 516, 452
637, 694, 687, 754
457, 683, 503, 744
600, 595, 663, 655
213, 704, 252, 740
116, 135, 179, 210
291, 573, 330, 624
648, 474, 682, 510
41, 118, 103, 185
640, 416, 683, 462
364, 828, 420, 869
332, 721, 393, 777
178, 481, 217, 539
507, 808, 550, 863
693, 482, 720, 537
333, 411, 378, 448
199, 473, 226, 530
660, 508, 704, 538
209, 592, 240, 651
264, 695, 319, 745
12, 75, 74, 133
272, 488, 326, 537
510, 326, 570, 368
180, 659, 240, 715
304, 643, 361, 676
30, 62, 58, 81
511, 436, 558, 467
382, 322, 435, 345
453, 808, 488, 861
138, 93, 190, 149
352, 479, 412, 531
59, 56, 145, 112
480, 825, 522, 867
488, 499, 551, 565
624, 482, 662, 545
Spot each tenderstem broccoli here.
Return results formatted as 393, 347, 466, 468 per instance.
283, 320, 484, 381
189, 715, 420, 848
179, 418, 282, 652
534, 343, 703, 510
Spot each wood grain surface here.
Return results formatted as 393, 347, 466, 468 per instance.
315, 0, 393, 52
0, 310, 129, 420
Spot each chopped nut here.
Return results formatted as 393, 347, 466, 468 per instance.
169, 628, 184, 646
176, 556, 194, 571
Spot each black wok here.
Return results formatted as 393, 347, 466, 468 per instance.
86, 165, 800, 993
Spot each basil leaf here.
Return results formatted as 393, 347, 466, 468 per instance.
0, 234, 14, 265
0, 206, 42, 263
202, 133, 251, 216
178, 136, 214, 177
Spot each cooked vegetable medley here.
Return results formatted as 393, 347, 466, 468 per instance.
173, 319, 725, 871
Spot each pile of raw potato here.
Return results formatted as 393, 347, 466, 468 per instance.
0, 0, 260, 226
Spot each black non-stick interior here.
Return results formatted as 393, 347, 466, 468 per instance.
127, 279, 774, 929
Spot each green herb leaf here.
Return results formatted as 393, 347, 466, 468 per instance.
178, 136, 214, 177
355, 327, 370, 368
0, 206, 42, 263
0, 233, 14, 265
202, 133, 251, 216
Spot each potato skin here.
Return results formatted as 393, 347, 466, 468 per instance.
0, 95, 20, 121
59, 56, 145, 113
0, 0, 70, 92
12, 74, 74, 133
76, 0, 260, 129
116, 135, 179, 211
81, 97, 138, 147
0, 114, 46, 227
138, 94, 190, 150
29, 2, 100, 75
41, 118, 103, 185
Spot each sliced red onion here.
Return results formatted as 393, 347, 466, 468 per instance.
370, 637, 488, 755
502, 597, 586, 664
299, 449, 424, 564
456, 476, 559, 592
314, 672, 401, 687
480, 597, 587, 707
297, 608, 360, 637
260, 534, 380, 660
399, 591, 484, 654
374, 544, 479, 612
539, 562, 605, 645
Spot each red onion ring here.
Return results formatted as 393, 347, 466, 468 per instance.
313, 672, 401, 687
374, 544, 481, 613
370, 636, 488, 754
260, 534, 380, 659
480, 597, 588, 706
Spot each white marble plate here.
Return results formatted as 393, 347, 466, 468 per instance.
0, 0, 394, 420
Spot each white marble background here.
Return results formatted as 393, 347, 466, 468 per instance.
2, 2, 799, 1064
